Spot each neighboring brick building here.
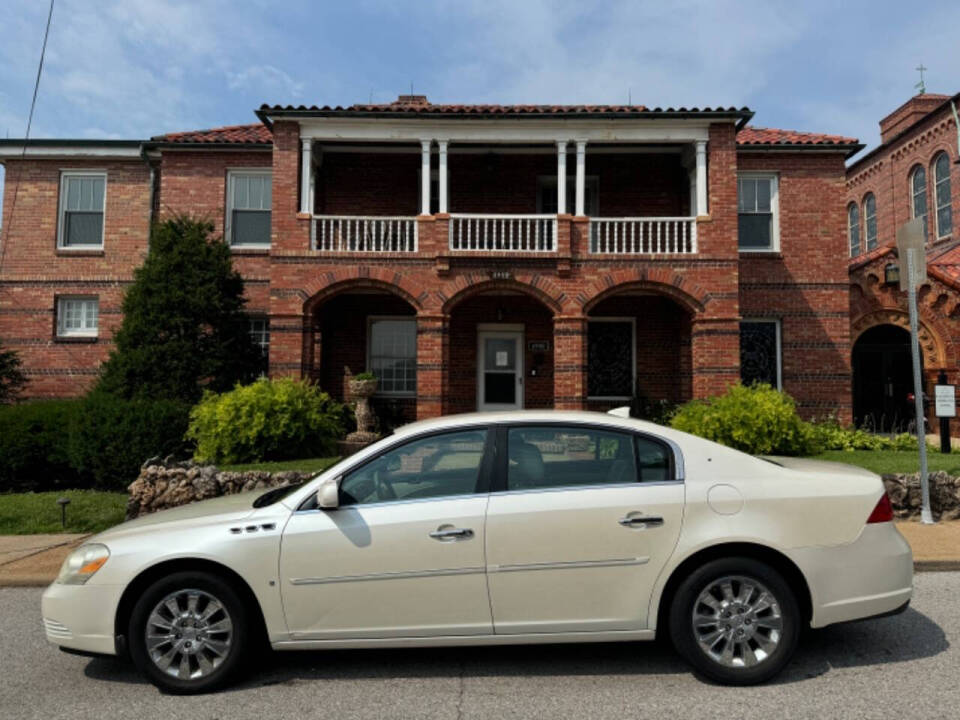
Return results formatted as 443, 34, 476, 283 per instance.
0, 96, 860, 423
847, 92, 960, 431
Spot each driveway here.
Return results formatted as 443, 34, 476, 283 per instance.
1, 572, 955, 719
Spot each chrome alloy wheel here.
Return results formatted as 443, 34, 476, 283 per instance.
145, 589, 233, 680
691, 575, 783, 669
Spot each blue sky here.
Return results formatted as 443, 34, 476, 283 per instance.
2, 0, 960, 207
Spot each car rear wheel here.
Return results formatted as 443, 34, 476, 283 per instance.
668, 557, 800, 685
128, 571, 249, 694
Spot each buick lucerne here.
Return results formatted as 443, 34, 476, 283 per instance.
42, 410, 913, 692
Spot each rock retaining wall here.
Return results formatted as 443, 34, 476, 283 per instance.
883, 472, 960, 520
126, 458, 315, 520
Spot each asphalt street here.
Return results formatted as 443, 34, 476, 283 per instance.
2, 573, 958, 720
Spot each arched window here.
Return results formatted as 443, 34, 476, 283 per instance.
864, 193, 878, 250
911, 165, 928, 239
934, 152, 952, 239
848, 203, 860, 256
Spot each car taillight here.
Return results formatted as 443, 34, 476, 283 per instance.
867, 492, 894, 524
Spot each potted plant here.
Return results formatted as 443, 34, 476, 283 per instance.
346, 372, 380, 443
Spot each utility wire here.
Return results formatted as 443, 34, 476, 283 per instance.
0, 0, 55, 271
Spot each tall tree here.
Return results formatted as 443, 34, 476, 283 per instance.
0, 342, 27, 404
96, 216, 261, 402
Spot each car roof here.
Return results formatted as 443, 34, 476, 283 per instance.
393, 410, 666, 438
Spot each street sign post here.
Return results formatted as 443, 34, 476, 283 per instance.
897, 218, 934, 524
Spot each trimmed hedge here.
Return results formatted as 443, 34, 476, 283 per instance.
186, 377, 347, 465
0, 395, 191, 493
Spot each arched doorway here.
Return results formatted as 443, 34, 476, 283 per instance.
445, 288, 556, 414
852, 325, 920, 432
304, 285, 419, 427
585, 292, 693, 416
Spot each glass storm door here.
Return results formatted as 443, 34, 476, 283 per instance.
478, 331, 523, 411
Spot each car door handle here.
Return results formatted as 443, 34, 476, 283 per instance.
429, 527, 475, 541
618, 515, 664, 529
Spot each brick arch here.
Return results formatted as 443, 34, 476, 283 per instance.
300, 267, 426, 315
851, 309, 949, 368
580, 269, 708, 315
438, 274, 569, 314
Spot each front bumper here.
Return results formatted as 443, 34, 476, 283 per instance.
41, 581, 124, 656
788, 522, 914, 628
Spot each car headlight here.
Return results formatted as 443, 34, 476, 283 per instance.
56, 544, 110, 585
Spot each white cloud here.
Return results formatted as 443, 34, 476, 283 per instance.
227, 65, 304, 99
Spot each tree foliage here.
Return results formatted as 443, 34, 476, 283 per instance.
0, 342, 27, 404
96, 216, 261, 402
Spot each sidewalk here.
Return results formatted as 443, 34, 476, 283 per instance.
0, 523, 957, 587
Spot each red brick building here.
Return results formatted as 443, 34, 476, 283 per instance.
847, 92, 960, 431
0, 96, 860, 424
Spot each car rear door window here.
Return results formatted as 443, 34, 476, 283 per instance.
340, 429, 489, 505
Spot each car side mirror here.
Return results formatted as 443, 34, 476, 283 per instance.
317, 476, 341, 510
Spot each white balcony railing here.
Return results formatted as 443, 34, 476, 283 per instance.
449, 214, 556, 252
313, 216, 418, 252
589, 217, 697, 254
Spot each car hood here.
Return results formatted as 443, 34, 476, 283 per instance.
91, 492, 260, 541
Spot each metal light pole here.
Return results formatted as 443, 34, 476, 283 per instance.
898, 218, 934, 524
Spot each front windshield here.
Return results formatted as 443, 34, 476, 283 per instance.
252, 482, 306, 508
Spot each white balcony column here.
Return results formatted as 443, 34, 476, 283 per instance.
574, 140, 587, 216
556, 140, 568, 214
438, 140, 448, 213
300, 138, 314, 215
420, 139, 432, 215
695, 140, 708, 216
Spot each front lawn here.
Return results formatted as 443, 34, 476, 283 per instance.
0, 490, 127, 535
811, 449, 960, 476
218, 456, 342, 474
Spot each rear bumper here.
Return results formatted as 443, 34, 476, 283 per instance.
41, 581, 123, 656
787, 523, 914, 628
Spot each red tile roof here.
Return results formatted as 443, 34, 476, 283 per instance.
737, 126, 859, 147
152, 124, 272, 145
928, 242, 960, 286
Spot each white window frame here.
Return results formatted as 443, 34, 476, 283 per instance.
848, 203, 861, 257
740, 318, 782, 390
367, 315, 417, 397
863, 192, 878, 250
934, 152, 952, 240
586, 316, 636, 401
56, 296, 99, 338
57, 170, 107, 250
737, 173, 780, 253
225, 168, 272, 248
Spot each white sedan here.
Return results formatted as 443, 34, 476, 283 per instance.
42, 410, 913, 692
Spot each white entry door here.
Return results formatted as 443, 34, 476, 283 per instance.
478, 330, 523, 411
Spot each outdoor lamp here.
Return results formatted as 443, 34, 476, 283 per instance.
885, 263, 901, 285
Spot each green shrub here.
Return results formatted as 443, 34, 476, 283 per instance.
808, 417, 918, 452
67, 392, 192, 491
0, 400, 82, 492
352, 371, 376, 381
670, 383, 818, 456
186, 378, 347, 465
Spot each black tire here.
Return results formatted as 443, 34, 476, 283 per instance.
128, 571, 250, 694
668, 557, 800, 685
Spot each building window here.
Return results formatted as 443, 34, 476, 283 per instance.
248, 316, 270, 373
863, 193, 878, 251
911, 165, 928, 240
587, 318, 635, 399
226, 170, 271, 247
58, 172, 106, 248
737, 174, 779, 251
848, 203, 861, 256
368, 317, 416, 395
740, 320, 781, 389
57, 296, 99, 338
537, 176, 599, 215
934, 152, 952, 239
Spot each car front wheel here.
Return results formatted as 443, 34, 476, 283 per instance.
668, 557, 800, 685
128, 571, 249, 694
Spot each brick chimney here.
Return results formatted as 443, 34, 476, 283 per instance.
392, 94, 429, 108
879, 93, 951, 144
